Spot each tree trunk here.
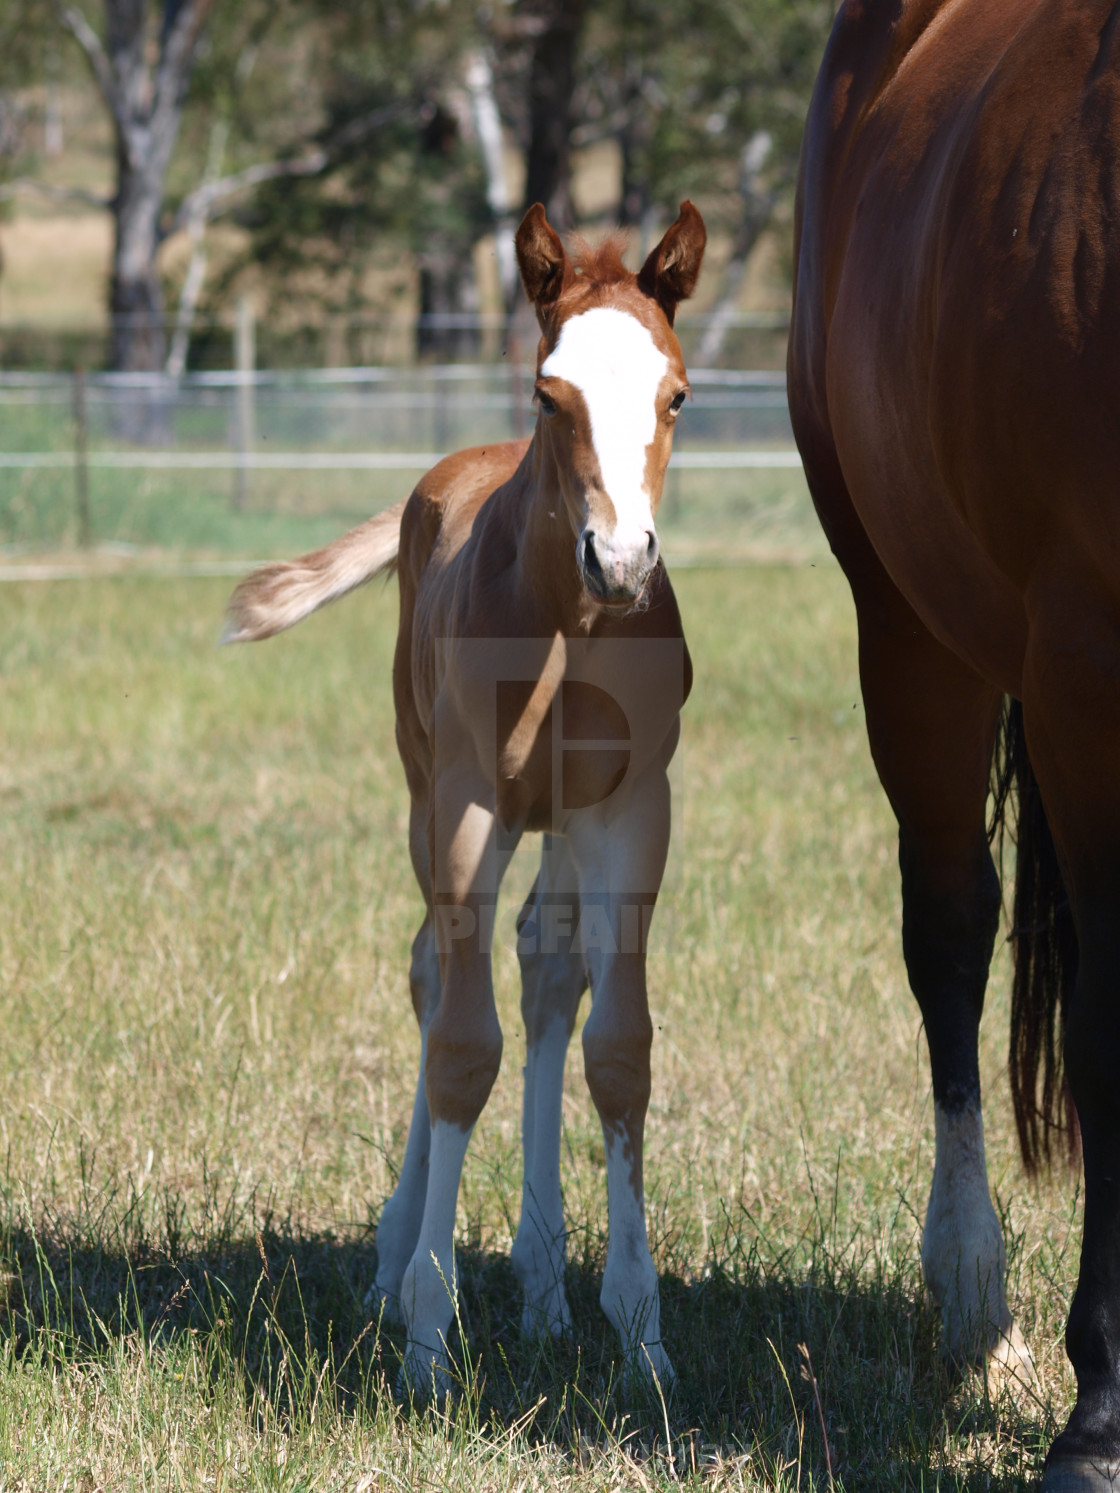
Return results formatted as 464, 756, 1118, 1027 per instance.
108, 146, 174, 441
111, 160, 168, 375
519, 0, 588, 228
416, 239, 482, 362
61, 0, 216, 384
692, 132, 777, 369
465, 49, 519, 314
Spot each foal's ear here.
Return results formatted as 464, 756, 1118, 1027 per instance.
637, 200, 707, 325
515, 203, 574, 326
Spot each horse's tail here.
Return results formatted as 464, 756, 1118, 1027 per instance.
224, 499, 407, 643
988, 696, 1080, 1173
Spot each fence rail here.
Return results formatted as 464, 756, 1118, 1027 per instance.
0, 365, 817, 563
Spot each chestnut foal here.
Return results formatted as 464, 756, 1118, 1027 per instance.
227, 201, 706, 1391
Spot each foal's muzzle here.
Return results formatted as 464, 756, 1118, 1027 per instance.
578, 526, 660, 604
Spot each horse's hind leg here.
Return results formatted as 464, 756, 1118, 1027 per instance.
856, 582, 1034, 1382
373, 910, 440, 1316
1021, 603, 1120, 1488
510, 834, 588, 1337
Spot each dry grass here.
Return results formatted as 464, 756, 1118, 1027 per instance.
0, 564, 1080, 1489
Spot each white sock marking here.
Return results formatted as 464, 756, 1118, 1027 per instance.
512, 1011, 573, 1334
922, 1101, 1031, 1378
600, 1127, 672, 1380
400, 1117, 472, 1389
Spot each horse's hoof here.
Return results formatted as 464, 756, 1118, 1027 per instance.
1041, 1456, 1120, 1491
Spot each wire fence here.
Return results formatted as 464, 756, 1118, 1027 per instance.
0, 366, 821, 568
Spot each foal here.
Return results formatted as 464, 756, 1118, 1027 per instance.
227, 200, 706, 1391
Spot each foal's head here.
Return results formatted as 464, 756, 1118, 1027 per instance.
515, 201, 706, 606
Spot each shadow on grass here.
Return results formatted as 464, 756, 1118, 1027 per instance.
0, 1202, 1055, 1491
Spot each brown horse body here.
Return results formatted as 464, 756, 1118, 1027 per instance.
229, 203, 706, 1390
791, 3, 1120, 1486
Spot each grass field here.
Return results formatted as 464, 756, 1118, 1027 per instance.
0, 561, 1080, 1490
0, 466, 828, 570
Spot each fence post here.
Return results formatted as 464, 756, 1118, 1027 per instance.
73, 367, 91, 548
234, 294, 256, 510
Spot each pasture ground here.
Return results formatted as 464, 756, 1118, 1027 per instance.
0, 563, 1079, 1490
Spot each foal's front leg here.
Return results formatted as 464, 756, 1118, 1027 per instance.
568, 768, 674, 1384
511, 834, 587, 1337
399, 776, 513, 1394
373, 913, 441, 1314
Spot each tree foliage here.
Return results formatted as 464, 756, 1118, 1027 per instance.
228, 0, 490, 357
0, 0, 835, 367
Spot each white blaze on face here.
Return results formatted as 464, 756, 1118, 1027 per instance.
541, 306, 669, 536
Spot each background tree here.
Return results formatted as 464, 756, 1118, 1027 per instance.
577, 0, 831, 351
0, 1, 438, 374
0, 0, 833, 373
227, 0, 486, 362
0, 4, 54, 309
59, 0, 220, 375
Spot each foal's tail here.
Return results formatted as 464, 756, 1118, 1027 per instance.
224, 499, 407, 643
989, 696, 1080, 1174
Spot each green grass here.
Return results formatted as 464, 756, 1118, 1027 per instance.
0, 565, 1079, 1489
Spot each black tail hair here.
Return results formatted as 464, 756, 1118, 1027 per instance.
988, 697, 1080, 1173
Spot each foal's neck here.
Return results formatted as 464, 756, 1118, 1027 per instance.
513, 430, 601, 634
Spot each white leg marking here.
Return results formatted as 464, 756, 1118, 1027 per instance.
922, 1102, 1034, 1383
373, 924, 441, 1319
400, 1117, 473, 1395
512, 1010, 574, 1336
600, 1127, 673, 1383
373, 1029, 432, 1319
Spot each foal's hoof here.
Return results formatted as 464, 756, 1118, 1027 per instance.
628, 1340, 676, 1391
1040, 1456, 1120, 1491
397, 1341, 455, 1404
362, 1279, 403, 1326
985, 1322, 1036, 1392
520, 1291, 572, 1341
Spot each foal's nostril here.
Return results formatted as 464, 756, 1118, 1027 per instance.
580, 529, 604, 583
645, 530, 659, 568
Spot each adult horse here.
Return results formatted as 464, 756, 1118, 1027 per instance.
227, 202, 706, 1391
789, 3, 1120, 1487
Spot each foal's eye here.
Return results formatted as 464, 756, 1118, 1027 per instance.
536, 390, 558, 417
669, 388, 689, 414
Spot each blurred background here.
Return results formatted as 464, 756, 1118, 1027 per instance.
0, 0, 834, 564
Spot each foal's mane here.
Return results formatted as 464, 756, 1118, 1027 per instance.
569, 232, 633, 288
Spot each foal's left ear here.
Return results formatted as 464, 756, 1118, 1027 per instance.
637, 200, 707, 325
516, 203, 575, 328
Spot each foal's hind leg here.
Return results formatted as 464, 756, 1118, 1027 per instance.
510, 834, 588, 1337
856, 584, 1034, 1383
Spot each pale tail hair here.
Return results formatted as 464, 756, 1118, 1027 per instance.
224, 499, 407, 643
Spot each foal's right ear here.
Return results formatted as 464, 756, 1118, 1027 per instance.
515, 203, 574, 327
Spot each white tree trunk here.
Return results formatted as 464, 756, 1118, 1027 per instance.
693, 131, 775, 369
465, 49, 519, 311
